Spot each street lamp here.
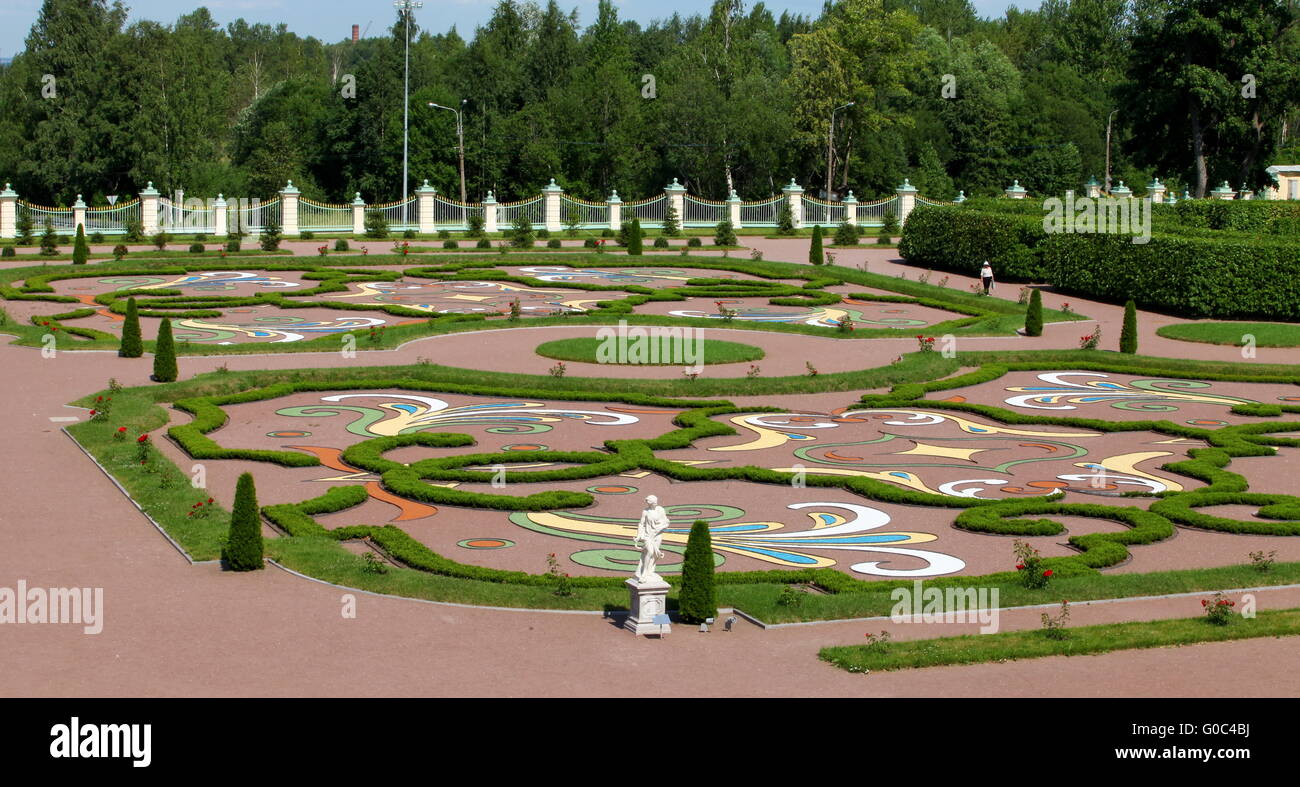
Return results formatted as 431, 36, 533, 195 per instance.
427, 100, 468, 209
827, 101, 855, 201
395, 0, 422, 230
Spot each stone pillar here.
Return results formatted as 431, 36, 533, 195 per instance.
842, 191, 858, 225
352, 193, 366, 235
782, 178, 804, 230
1086, 176, 1102, 199
73, 194, 86, 233
1211, 181, 1236, 200
896, 178, 918, 227
607, 190, 622, 232
416, 179, 436, 234
1147, 178, 1166, 205
213, 194, 228, 237
664, 177, 686, 227
954, 190, 967, 204
1238, 183, 1254, 201
280, 180, 300, 236
1111, 181, 1132, 199
483, 191, 498, 235
1004, 180, 1027, 199
0, 183, 16, 239
726, 189, 742, 229
542, 178, 563, 232
141, 182, 160, 236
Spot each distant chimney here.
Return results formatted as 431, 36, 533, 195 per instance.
352, 24, 359, 42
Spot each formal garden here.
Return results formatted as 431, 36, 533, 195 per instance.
5, 192, 1298, 670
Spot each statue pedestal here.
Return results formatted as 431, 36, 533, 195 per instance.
624, 577, 671, 636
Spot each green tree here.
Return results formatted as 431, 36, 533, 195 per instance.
661, 200, 680, 236
809, 224, 824, 264
151, 318, 178, 382
1120, 298, 1138, 354
510, 211, 535, 248
15, 211, 33, 244
714, 219, 738, 246
118, 297, 142, 357
627, 218, 644, 255
223, 472, 264, 571
40, 219, 58, 256
72, 224, 88, 264
259, 216, 281, 252
677, 520, 717, 623
834, 221, 860, 245
777, 199, 796, 235
1025, 288, 1043, 337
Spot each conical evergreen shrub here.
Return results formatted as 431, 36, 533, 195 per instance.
677, 520, 717, 623
119, 297, 143, 357
1025, 288, 1043, 337
1120, 299, 1138, 354
72, 225, 88, 264
809, 224, 824, 265
151, 318, 177, 382
223, 472, 264, 571
628, 219, 644, 255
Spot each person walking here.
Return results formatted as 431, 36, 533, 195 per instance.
980, 261, 995, 296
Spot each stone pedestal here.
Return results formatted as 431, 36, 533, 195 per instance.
624, 577, 671, 636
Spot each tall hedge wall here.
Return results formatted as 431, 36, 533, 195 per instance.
1044, 232, 1300, 320
898, 205, 1050, 281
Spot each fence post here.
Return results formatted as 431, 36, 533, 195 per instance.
726, 189, 741, 229
542, 179, 563, 232
213, 195, 228, 237
352, 193, 366, 235
483, 191, 498, 234
842, 191, 857, 226
608, 190, 622, 232
1145, 179, 1166, 204
782, 179, 804, 229
73, 194, 86, 233
1211, 182, 1236, 200
1110, 181, 1132, 199
141, 182, 160, 236
896, 178, 917, 227
417, 179, 436, 234
665, 178, 686, 227
1238, 183, 1253, 201
1085, 176, 1102, 199
954, 190, 966, 204
280, 181, 300, 235
1004, 180, 1027, 200
0, 183, 15, 239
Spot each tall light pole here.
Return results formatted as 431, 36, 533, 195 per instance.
826, 101, 855, 201
427, 100, 467, 206
395, 0, 422, 229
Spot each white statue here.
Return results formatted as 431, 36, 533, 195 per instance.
633, 495, 671, 583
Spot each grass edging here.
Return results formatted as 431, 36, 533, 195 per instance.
819, 606, 1300, 673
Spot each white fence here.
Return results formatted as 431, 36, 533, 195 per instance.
0, 177, 998, 239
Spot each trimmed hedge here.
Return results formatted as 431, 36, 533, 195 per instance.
899, 204, 1049, 280
1044, 232, 1300, 320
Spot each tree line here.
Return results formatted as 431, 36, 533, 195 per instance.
0, 0, 1296, 207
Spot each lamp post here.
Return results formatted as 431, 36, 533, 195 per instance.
395, 0, 422, 230
428, 100, 468, 207
826, 101, 855, 201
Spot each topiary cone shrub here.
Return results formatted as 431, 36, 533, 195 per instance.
151, 318, 178, 382
1025, 288, 1043, 337
628, 218, 644, 256
677, 519, 717, 623
119, 297, 143, 357
223, 472, 264, 571
1120, 298, 1138, 354
72, 224, 88, 265
809, 224, 824, 265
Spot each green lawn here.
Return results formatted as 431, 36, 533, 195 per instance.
535, 336, 765, 366
820, 607, 1300, 672
1157, 321, 1300, 348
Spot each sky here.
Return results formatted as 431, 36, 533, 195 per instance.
0, 0, 1044, 60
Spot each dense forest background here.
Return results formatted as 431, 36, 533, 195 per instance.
0, 0, 1296, 206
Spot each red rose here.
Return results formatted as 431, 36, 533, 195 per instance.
1043, 569, 1053, 577
1201, 600, 1208, 606
1016, 563, 1025, 570
137, 434, 148, 443
117, 427, 126, 433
